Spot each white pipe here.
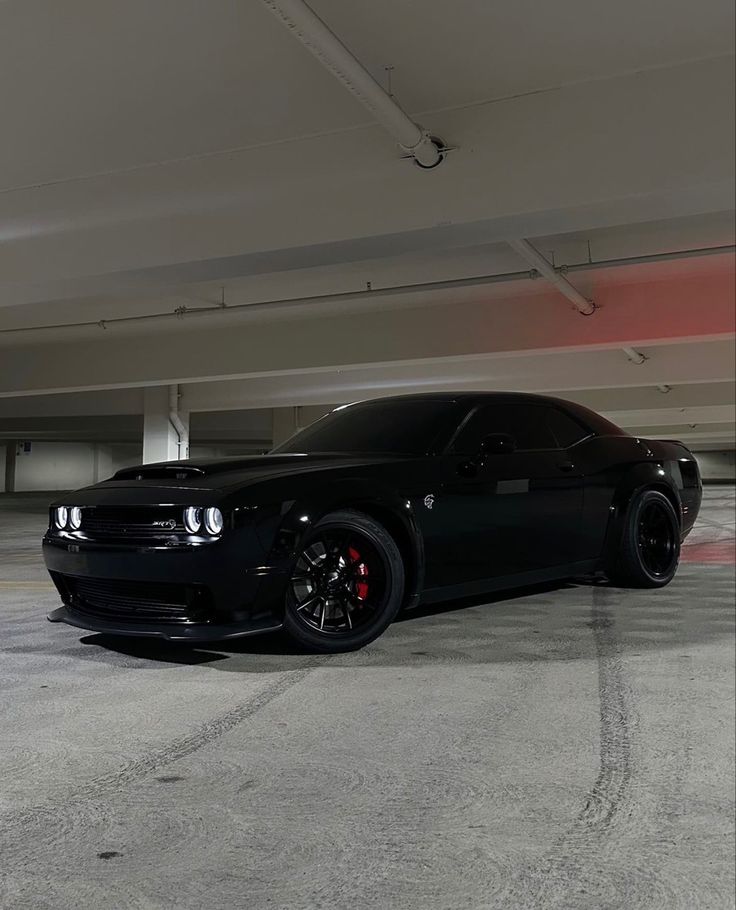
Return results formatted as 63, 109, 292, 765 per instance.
508, 238, 596, 315
622, 346, 648, 365
2, 244, 731, 340
260, 0, 443, 168
168, 384, 189, 459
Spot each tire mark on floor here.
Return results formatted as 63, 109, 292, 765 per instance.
577, 583, 633, 830
0, 663, 317, 857
492, 583, 640, 908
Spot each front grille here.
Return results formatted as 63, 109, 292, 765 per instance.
56, 574, 212, 624
80, 506, 185, 539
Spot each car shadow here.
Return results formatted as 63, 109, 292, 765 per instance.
72, 565, 733, 673
75, 576, 602, 670
395, 578, 584, 622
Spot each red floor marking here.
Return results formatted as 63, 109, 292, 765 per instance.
681, 541, 736, 565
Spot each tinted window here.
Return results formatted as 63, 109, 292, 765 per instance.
450, 404, 557, 453
274, 400, 459, 455
546, 408, 591, 448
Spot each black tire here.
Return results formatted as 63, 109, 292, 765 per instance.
283, 509, 405, 652
607, 489, 681, 588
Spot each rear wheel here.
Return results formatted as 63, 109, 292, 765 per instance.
283, 510, 405, 652
607, 489, 680, 588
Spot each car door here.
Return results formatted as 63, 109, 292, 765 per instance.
429, 403, 585, 589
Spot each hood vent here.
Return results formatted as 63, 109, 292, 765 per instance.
113, 465, 206, 481
111, 454, 310, 482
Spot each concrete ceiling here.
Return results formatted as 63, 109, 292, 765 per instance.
2, 0, 733, 190
0, 0, 733, 449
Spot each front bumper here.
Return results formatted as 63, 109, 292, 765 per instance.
43, 531, 289, 641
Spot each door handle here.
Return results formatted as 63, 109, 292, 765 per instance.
557, 460, 575, 472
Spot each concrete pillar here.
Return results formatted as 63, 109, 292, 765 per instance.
4, 441, 17, 494
142, 387, 188, 464
93, 445, 114, 483
271, 407, 300, 448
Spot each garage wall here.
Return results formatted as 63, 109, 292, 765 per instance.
693, 450, 736, 483
12, 442, 143, 491
14, 443, 95, 491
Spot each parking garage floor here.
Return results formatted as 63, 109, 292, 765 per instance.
1, 489, 734, 910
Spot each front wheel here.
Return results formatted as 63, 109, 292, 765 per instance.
283, 509, 405, 652
607, 489, 681, 588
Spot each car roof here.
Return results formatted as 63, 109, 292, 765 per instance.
340, 391, 626, 436
344, 391, 578, 408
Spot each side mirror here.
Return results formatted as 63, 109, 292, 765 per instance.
479, 433, 516, 457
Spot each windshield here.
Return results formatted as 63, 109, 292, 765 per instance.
273, 399, 460, 455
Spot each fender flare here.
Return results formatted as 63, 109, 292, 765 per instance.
265, 477, 425, 609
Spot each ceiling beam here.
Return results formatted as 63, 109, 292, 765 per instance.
0, 265, 732, 397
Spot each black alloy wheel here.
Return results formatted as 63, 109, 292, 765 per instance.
608, 488, 681, 588
283, 510, 404, 652
637, 499, 677, 577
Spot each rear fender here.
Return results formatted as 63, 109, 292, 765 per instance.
601, 462, 683, 569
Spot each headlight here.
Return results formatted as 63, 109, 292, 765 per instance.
204, 507, 224, 536
68, 507, 82, 530
184, 507, 202, 534
54, 507, 68, 529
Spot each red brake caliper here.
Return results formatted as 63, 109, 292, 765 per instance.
348, 546, 369, 601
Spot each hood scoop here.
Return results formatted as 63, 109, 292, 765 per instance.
111, 454, 310, 482
113, 465, 206, 481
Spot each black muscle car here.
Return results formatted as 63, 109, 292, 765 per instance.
45, 392, 702, 652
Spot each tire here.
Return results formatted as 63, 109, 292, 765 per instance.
283, 509, 405, 652
607, 488, 681, 588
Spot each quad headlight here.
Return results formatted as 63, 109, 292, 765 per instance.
54, 506, 83, 530
204, 507, 224, 536
183, 506, 224, 536
184, 507, 202, 534
54, 506, 68, 529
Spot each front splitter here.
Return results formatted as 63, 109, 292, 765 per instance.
48, 605, 283, 642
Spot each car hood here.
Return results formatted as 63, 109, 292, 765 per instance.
52, 453, 414, 506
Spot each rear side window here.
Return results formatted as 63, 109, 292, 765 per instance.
450, 404, 557, 453
545, 408, 592, 448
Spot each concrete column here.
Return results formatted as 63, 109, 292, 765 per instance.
4, 441, 17, 494
93, 445, 114, 483
142, 387, 181, 464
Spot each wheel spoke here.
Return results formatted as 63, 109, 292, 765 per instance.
296, 594, 321, 614
289, 526, 388, 635
329, 531, 352, 562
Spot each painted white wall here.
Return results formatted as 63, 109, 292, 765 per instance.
693, 450, 736, 482
14, 442, 95, 492
12, 442, 142, 491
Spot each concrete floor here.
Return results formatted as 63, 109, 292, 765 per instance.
0, 489, 734, 910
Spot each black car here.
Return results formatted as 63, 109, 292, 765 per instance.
44, 392, 702, 652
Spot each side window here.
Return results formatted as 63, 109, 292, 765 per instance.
450, 404, 557, 453
545, 408, 592, 448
